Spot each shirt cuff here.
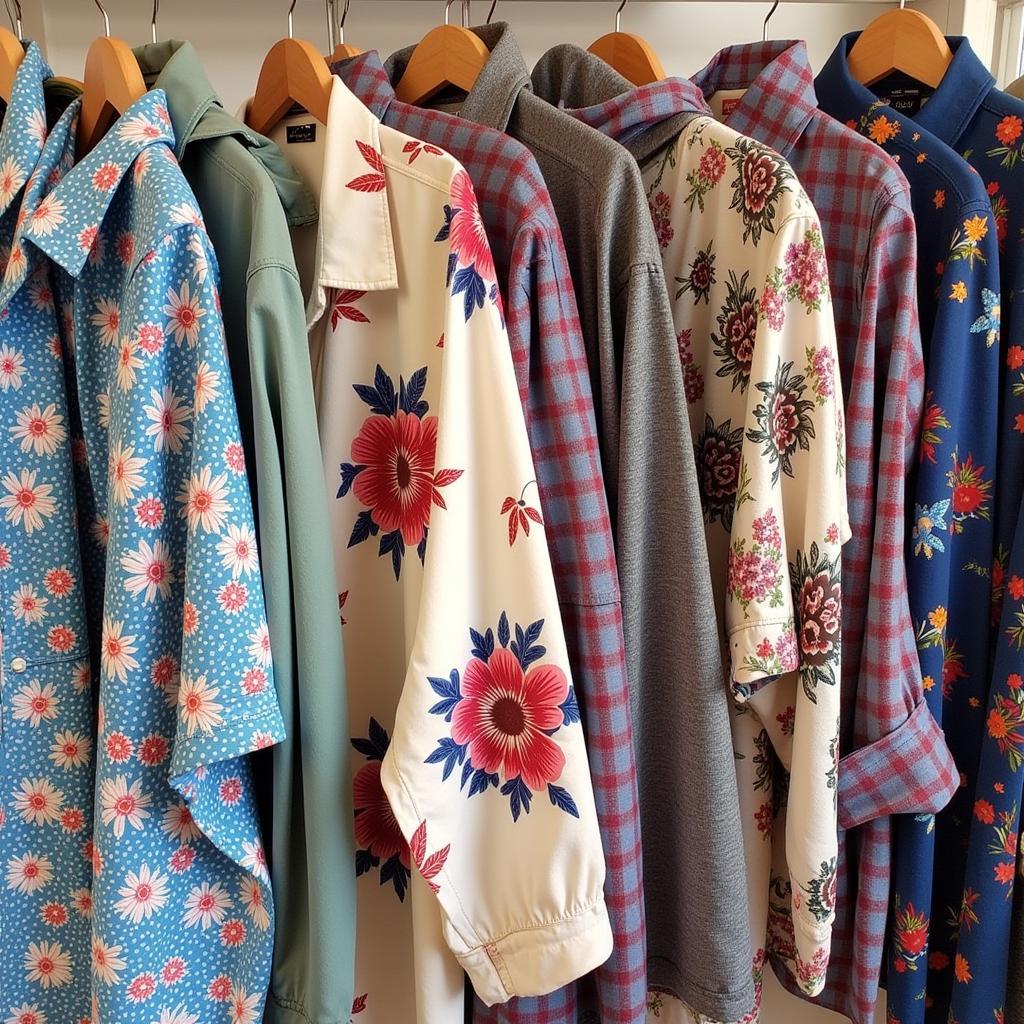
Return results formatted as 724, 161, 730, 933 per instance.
457, 899, 613, 1006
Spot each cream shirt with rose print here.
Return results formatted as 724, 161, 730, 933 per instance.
644, 118, 849, 1022
263, 78, 611, 1024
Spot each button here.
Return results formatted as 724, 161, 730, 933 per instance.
10, 657, 26, 673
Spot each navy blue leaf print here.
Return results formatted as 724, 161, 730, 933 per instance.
453, 265, 487, 321
427, 670, 462, 722
511, 618, 546, 670
559, 686, 580, 726
380, 853, 410, 902
417, 530, 428, 565
355, 848, 379, 876
501, 777, 534, 822
352, 363, 398, 416
460, 759, 474, 791
425, 737, 467, 781
469, 626, 495, 662
435, 204, 454, 242
351, 715, 391, 762
548, 784, 580, 818
446, 251, 458, 288
337, 461, 364, 498
498, 610, 510, 648
379, 530, 405, 581
348, 508, 379, 548
467, 766, 499, 797
399, 366, 429, 418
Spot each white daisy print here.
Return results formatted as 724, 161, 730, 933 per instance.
117, 113, 162, 144
101, 616, 140, 682
240, 840, 269, 883
1, 469, 56, 533
12, 777, 63, 826
98, 774, 151, 837
23, 941, 71, 988
177, 675, 224, 737
163, 279, 205, 347
26, 106, 46, 143
49, 729, 92, 770
192, 359, 221, 413
170, 202, 204, 228
114, 862, 168, 923
108, 442, 147, 505
6, 853, 53, 895
216, 523, 258, 578
120, 538, 173, 603
90, 934, 126, 986
188, 232, 210, 282
115, 335, 143, 391
11, 678, 58, 726
182, 881, 232, 930
12, 584, 48, 623
28, 194, 65, 236
97, 389, 110, 429
4, 1003, 46, 1024
89, 297, 120, 346
154, 1004, 199, 1024
143, 385, 191, 453
228, 986, 261, 1024
160, 800, 200, 844
238, 876, 270, 930
0, 155, 26, 204
0, 342, 26, 389
176, 465, 229, 533
10, 402, 66, 456
247, 622, 272, 667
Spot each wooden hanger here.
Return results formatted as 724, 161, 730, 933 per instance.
848, 6, 953, 90
0, 0, 25, 104
326, 0, 362, 63
248, 0, 334, 135
588, 0, 665, 87
77, 0, 146, 157
394, 0, 489, 106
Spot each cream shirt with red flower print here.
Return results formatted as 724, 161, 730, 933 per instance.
642, 118, 849, 1022
264, 78, 611, 1024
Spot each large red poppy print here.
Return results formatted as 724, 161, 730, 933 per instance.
339, 365, 462, 579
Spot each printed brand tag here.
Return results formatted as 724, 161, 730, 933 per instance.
721, 97, 742, 116
287, 123, 316, 144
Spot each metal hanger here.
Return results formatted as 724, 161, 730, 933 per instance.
326, 0, 362, 63
78, 0, 147, 156
393, 0, 489, 105
486, 0, 497, 24
762, 0, 779, 41
588, 0, 666, 86
247, 0, 334, 133
151, 0, 159, 44
4, 0, 21, 40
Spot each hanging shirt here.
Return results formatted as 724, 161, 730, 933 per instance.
18, 89, 286, 1024
431, 25, 753, 1023
817, 35, 1002, 1024
134, 40, 355, 1024
689, 40, 958, 1024
332, 49, 641, 1024
532, 46, 849, 1021
0, 44, 96, 1024
895, 37, 1024, 1024
262, 75, 611, 1024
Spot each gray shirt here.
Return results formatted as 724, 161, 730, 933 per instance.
389, 24, 754, 1022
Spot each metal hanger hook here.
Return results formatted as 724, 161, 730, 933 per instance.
4, 0, 22, 40
615, 0, 628, 32
152, 0, 159, 43
487, 0, 497, 22
92, 0, 111, 37
461, 0, 471, 26
287, 0, 297, 39
339, 0, 350, 43
762, 0, 779, 41
443, 0, 456, 25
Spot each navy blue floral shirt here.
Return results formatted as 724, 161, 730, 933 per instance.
818, 34, 1002, 1024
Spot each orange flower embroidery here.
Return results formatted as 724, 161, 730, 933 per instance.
868, 113, 901, 144
974, 798, 995, 823
1009, 345, 1024, 370
996, 114, 1023, 146
1010, 576, 1024, 600
1016, 413, 1024, 435
933, 189, 946, 209
954, 953, 972, 983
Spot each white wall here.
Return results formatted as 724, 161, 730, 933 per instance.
25, 2, 994, 1022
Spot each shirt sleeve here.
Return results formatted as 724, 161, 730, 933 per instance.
729, 212, 848, 995
380, 200, 612, 1006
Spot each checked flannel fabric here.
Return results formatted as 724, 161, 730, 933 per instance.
532, 53, 850, 1021
0, 44, 98, 1024
13, 88, 287, 1024
333, 49, 643, 1024
818, 35, 1002, 1024
899, 37, 1024, 1024
690, 41, 958, 1024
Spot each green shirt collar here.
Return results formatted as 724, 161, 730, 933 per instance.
133, 40, 316, 226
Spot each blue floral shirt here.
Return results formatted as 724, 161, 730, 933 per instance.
906, 38, 1024, 1024
0, 43, 97, 1024
6, 86, 285, 1024
818, 34, 1002, 1024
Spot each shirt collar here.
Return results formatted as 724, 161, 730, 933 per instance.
24, 89, 174, 278
0, 41, 52, 222
330, 50, 395, 122
816, 33, 896, 125
691, 40, 816, 158
300, 76, 398, 328
531, 44, 706, 162
908, 36, 994, 145
136, 40, 316, 227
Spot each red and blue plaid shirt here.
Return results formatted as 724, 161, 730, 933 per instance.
689, 41, 959, 1024
332, 50, 645, 1024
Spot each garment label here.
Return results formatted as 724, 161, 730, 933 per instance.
721, 97, 742, 116
287, 123, 316, 144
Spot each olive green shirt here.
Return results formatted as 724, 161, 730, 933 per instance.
134, 41, 355, 1024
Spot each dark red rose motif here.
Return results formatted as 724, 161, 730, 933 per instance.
742, 150, 779, 216
798, 572, 841, 665
700, 434, 740, 504
726, 300, 758, 377
353, 760, 409, 868
770, 388, 803, 453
